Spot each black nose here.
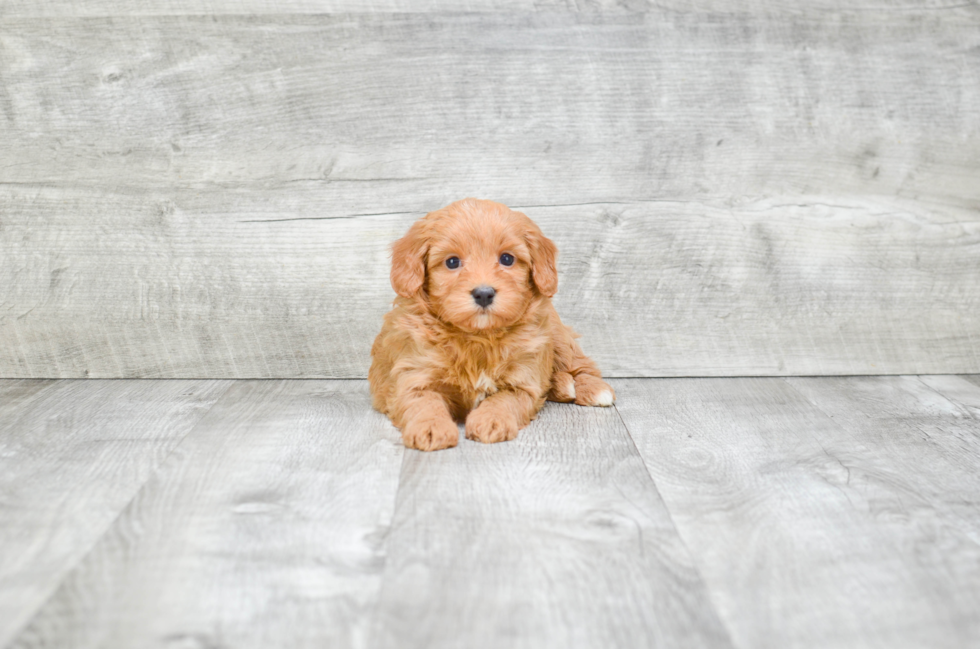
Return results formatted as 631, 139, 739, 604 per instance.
471, 286, 495, 308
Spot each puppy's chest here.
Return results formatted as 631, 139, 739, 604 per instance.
432, 325, 550, 410
441, 345, 510, 409
451, 354, 507, 408
467, 371, 499, 409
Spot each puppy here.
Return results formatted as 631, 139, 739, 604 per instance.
369, 198, 615, 451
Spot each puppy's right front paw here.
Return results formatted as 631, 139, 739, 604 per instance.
465, 407, 520, 444
402, 417, 459, 452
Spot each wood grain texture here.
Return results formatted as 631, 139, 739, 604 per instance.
961, 374, 980, 391
2, 12, 977, 198
614, 377, 980, 649
0, 380, 59, 418
1, 10, 979, 378
3, 376, 979, 646
2, 190, 978, 378
0, 0, 611, 15
3, 0, 977, 16
919, 374, 980, 414
0, 379, 231, 648
786, 375, 980, 548
7, 380, 404, 649
369, 401, 732, 649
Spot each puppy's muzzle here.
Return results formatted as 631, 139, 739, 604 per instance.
471, 286, 495, 308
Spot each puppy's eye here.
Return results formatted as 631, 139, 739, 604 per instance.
499, 253, 515, 267
445, 257, 460, 269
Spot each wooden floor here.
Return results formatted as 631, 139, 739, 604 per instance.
1, 377, 978, 648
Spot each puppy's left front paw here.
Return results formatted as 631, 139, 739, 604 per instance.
574, 374, 616, 407
465, 407, 519, 444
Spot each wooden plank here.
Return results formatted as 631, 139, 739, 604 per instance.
1, 13, 977, 200
614, 377, 980, 649
786, 375, 980, 545
369, 401, 732, 649
0, 0, 559, 14
2, 188, 978, 378
0, 379, 231, 648
918, 374, 980, 414
7, 380, 405, 649
2, 11, 979, 379
959, 374, 980, 392
0, 380, 59, 417
2, 0, 976, 16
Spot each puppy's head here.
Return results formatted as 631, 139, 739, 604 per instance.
390, 198, 558, 331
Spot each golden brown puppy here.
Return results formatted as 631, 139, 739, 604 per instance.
369, 198, 615, 451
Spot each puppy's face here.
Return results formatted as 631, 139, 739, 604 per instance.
390, 199, 558, 332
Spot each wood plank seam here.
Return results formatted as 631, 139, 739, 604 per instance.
364, 427, 418, 641
913, 375, 980, 420
614, 376, 980, 648
609, 397, 739, 648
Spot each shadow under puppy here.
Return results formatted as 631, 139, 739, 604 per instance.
370, 198, 615, 451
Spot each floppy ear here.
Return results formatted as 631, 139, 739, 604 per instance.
526, 223, 558, 297
390, 220, 428, 298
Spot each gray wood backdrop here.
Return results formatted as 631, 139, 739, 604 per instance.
1, 2, 978, 378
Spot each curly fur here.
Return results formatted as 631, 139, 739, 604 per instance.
369, 198, 615, 451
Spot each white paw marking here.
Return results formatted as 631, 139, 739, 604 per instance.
567, 382, 576, 400
595, 390, 614, 406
